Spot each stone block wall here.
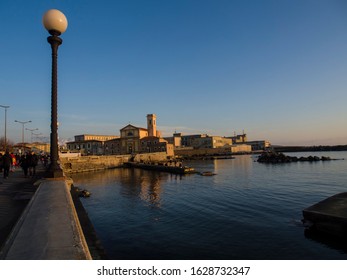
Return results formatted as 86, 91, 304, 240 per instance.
60, 155, 131, 174
133, 152, 171, 163
59, 153, 172, 174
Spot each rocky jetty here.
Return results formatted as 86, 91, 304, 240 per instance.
257, 151, 333, 163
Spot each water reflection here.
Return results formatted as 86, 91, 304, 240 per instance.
120, 169, 164, 207
140, 179, 160, 206
71, 168, 123, 187
212, 155, 253, 171
187, 156, 254, 188
72, 168, 173, 208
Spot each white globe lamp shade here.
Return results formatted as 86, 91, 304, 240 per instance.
43, 9, 68, 34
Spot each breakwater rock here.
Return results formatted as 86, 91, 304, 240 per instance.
257, 151, 333, 163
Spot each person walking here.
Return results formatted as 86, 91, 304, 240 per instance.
10, 152, 16, 172
20, 153, 29, 178
2, 149, 12, 179
0, 152, 3, 173
29, 152, 39, 177
27, 152, 33, 176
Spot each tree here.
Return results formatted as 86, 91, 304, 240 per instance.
0, 137, 14, 151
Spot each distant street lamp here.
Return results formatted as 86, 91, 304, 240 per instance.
26, 128, 39, 143
43, 9, 68, 178
15, 120, 32, 153
0, 105, 10, 150
32, 132, 43, 142
14, 120, 32, 144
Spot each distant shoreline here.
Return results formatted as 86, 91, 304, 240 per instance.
273, 145, 347, 153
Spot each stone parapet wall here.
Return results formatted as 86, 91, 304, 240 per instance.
59, 153, 172, 174
175, 147, 232, 157
133, 152, 171, 163
60, 155, 131, 174
175, 145, 252, 157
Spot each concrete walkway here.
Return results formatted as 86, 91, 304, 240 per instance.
0, 165, 92, 260
0, 166, 43, 248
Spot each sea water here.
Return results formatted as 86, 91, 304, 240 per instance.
71, 151, 347, 259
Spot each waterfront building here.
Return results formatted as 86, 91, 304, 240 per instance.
244, 140, 271, 151
172, 133, 182, 147
67, 139, 103, 155
119, 124, 149, 154
140, 136, 174, 156
104, 114, 173, 156
174, 144, 252, 157
104, 138, 121, 155
12, 142, 50, 154
74, 134, 119, 142
181, 134, 208, 147
166, 131, 254, 157
66, 134, 119, 155
192, 136, 232, 149
228, 133, 248, 143
230, 144, 252, 153
28, 142, 50, 153
66, 114, 260, 157
227, 133, 271, 151
165, 133, 209, 148
165, 133, 232, 149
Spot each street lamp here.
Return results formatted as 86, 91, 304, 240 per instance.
32, 132, 43, 142
14, 120, 32, 144
43, 9, 68, 178
14, 120, 32, 153
26, 128, 39, 143
0, 105, 10, 150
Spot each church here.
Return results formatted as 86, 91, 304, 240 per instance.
104, 114, 174, 156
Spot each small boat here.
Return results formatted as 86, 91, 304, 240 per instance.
199, 171, 216, 176
124, 162, 196, 174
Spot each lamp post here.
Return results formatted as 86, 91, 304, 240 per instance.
14, 120, 32, 144
0, 105, 10, 150
43, 9, 68, 178
14, 120, 32, 153
26, 128, 39, 143
32, 132, 43, 142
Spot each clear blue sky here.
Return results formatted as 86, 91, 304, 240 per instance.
1, 0, 347, 145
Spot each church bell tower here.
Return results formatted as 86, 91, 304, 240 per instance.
147, 114, 157, 137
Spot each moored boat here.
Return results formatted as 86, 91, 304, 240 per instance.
124, 162, 196, 174
199, 171, 216, 176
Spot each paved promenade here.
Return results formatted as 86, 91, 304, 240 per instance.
0, 163, 106, 259
0, 165, 45, 249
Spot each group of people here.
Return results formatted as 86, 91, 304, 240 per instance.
0, 150, 42, 179
0, 150, 13, 179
